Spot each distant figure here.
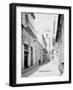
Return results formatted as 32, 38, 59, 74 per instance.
39, 60, 41, 65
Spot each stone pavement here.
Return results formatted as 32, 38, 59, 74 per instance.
21, 64, 40, 77
22, 60, 60, 77
29, 60, 60, 77
22, 50, 61, 77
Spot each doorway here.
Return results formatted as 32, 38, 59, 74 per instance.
24, 44, 29, 69
24, 52, 28, 69
31, 47, 33, 66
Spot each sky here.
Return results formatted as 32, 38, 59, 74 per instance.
34, 13, 58, 44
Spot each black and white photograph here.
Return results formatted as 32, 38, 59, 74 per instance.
10, 3, 71, 87
21, 12, 64, 77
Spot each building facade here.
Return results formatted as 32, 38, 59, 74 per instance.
21, 12, 43, 73
21, 12, 37, 71
55, 14, 64, 74
34, 39, 43, 65
42, 35, 48, 63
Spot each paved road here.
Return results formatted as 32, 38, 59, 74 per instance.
29, 60, 60, 77
22, 51, 61, 77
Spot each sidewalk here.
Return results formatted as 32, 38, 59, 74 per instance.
22, 61, 50, 77
22, 64, 39, 77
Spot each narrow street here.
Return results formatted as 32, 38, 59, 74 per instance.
21, 12, 64, 78
29, 49, 61, 77
30, 60, 60, 77
22, 52, 61, 77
